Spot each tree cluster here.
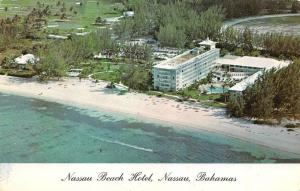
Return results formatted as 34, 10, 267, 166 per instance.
115, 0, 224, 48
133, 0, 296, 18
122, 44, 152, 62
187, 0, 296, 18
219, 27, 300, 59
0, 16, 22, 50
36, 29, 153, 80
120, 65, 152, 91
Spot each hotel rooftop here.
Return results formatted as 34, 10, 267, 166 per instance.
216, 56, 290, 69
229, 71, 263, 92
227, 56, 291, 92
154, 39, 217, 70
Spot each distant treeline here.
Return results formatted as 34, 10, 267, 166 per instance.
115, 0, 224, 47
116, 0, 300, 49
219, 27, 300, 59
123, 0, 299, 18
200, 0, 299, 18
228, 60, 300, 121
0, 7, 49, 51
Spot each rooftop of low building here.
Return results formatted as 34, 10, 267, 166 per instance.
216, 56, 290, 69
229, 71, 263, 92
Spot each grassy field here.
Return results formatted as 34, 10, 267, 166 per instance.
0, 0, 122, 31
153, 89, 227, 108
80, 59, 123, 82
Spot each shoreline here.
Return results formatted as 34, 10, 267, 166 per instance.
223, 13, 300, 29
1, 75, 300, 155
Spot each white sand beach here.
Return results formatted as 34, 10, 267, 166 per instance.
0, 75, 300, 155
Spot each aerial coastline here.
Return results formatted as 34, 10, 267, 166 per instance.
1, 75, 299, 155
1, 0, 300, 163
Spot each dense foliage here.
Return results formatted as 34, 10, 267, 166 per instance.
36, 29, 152, 80
115, 0, 224, 48
219, 27, 300, 59
201, 0, 298, 18
120, 65, 152, 91
123, 0, 299, 19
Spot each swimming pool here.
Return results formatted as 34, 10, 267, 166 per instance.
207, 86, 228, 94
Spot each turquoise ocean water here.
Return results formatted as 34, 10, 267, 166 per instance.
0, 93, 299, 163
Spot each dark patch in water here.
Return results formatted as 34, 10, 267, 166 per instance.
28, 142, 39, 148
30, 133, 38, 137
86, 150, 96, 155
53, 134, 63, 139
19, 153, 29, 159
273, 158, 300, 163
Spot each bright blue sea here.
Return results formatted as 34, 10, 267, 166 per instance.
0, 93, 299, 163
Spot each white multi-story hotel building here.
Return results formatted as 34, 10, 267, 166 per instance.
153, 39, 220, 91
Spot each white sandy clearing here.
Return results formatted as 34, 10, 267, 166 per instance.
0, 75, 300, 155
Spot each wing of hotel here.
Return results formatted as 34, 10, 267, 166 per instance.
216, 56, 290, 93
153, 39, 220, 91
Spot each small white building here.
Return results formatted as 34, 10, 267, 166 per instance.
104, 16, 123, 25
14, 54, 38, 68
125, 39, 145, 46
48, 34, 68, 40
153, 39, 220, 91
123, 11, 134, 17
67, 69, 83, 77
75, 32, 90, 36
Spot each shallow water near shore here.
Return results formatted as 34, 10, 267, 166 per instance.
0, 93, 300, 163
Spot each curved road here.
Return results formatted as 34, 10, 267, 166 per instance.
222, 13, 300, 29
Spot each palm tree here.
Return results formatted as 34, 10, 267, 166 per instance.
57, 1, 61, 7
222, 83, 226, 94
222, 81, 230, 102
222, 71, 234, 102
210, 84, 215, 94
95, 16, 103, 24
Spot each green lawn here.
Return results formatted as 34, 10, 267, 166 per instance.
80, 60, 122, 82
180, 91, 226, 108
170, 89, 221, 100
148, 89, 227, 108
0, 0, 122, 31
